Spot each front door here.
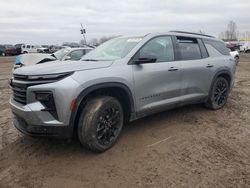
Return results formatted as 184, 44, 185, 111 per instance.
132, 36, 182, 116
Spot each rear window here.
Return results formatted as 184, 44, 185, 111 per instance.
177, 37, 202, 60
203, 39, 230, 55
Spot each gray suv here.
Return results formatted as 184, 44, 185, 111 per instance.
10, 31, 236, 152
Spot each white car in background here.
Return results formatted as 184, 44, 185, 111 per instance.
21, 44, 41, 53
228, 48, 239, 65
14, 47, 93, 69
240, 41, 250, 53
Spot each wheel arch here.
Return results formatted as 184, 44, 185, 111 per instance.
210, 70, 232, 94
215, 71, 232, 85
69, 82, 136, 134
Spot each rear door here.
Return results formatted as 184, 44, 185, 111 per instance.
132, 36, 182, 115
174, 36, 215, 103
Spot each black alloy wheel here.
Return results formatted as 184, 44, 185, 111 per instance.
78, 96, 124, 152
96, 106, 121, 145
205, 77, 229, 110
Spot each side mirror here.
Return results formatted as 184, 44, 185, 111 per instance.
134, 56, 157, 64
64, 56, 71, 61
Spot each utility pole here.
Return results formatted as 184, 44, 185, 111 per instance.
80, 23, 86, 45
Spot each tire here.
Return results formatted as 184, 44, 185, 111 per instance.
1, 52, 5, 56
78, 96, 124, 152
205, 77, 229, 110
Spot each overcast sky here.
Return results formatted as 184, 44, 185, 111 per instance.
0, 0, 249, 45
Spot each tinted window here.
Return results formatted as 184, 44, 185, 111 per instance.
204, 43, 222, 57
177, 37, 202, 60
27, 45, 30, 48
53, 48, 70, 60
69, 50, 84, 60
139, 36, 174, 62
203, 39, 230, 55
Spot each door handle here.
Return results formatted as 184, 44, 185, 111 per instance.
206, 64, 214, 68
168, 67, 178, 71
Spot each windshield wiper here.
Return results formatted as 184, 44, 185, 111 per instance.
82, 59, 99, 61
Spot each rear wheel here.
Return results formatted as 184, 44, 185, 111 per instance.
2, 52, 6, 56
78, 96, 124, 152
205, 77, 229, 110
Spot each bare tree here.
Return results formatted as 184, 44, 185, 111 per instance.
219, 20, 237, 41
227, 20, 237, 40
89, 38, 99, 46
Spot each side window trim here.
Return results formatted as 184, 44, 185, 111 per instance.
129, 35, 176, 64
171, 36, 182, 61
198, 39, 209, 58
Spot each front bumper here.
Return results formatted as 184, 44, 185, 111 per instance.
10, 98, 74, 138
13, 114, 73, 138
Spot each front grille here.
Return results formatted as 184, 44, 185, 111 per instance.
12, 82, 27, 104
10, 74, 55, 104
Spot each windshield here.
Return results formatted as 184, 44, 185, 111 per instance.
53, 48, 70, 60
81, 36, 142, 61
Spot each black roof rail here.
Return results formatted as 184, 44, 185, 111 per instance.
169, 30, 215, 38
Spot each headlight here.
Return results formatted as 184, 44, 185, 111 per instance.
28, 71, 74, 81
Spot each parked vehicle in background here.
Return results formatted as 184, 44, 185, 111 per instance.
0, 45, 6, 56
21, 44, 41, 54
226, 41, 240, 52
228, 48, 240, 65
10, 31, 236, 152
37, 46, 50, 53
240, 41, 250, 53
47, 45, 64, 53
14, 47, 93, 69
14, 44, 24, 55
1, 44, 17, 56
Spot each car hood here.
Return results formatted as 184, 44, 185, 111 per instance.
13, 60, 114, 75
17, 53, 55, 66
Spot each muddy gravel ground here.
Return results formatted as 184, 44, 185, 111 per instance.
0, 55, 250, 188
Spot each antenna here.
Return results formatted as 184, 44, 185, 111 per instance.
80, 23, 87, 45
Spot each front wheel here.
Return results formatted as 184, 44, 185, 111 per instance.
78, 96, 124, 152
205, 77, 229, 110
